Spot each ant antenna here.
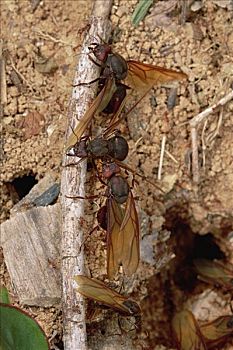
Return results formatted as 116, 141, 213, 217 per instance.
69, 122, 78, 140
96, 33, 108, 45
88, 34, 100, 44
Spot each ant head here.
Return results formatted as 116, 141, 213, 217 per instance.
88, 34, 111, 62
66, 137, 89, 158
66, 122, 89, 156
89, 43, 111, 62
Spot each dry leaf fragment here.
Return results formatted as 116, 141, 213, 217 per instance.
18, 111, 45, 139
145, 0, 178, 31
212, 0, 233, 10
10, 69, 26, 93
34, 51, 58, 74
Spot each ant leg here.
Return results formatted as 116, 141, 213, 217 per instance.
66, 194, 99, 200
118, 278, 125, 294
78, 225, 99, 253
91, 160, 107, 186
73, 76, 101, 87
115, 160, 164, 193
64, 158, 86, 167
88, 54, 102, 67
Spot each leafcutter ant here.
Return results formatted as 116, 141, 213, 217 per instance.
74, 275, 141, 330
172, 309, 207, 350
95, 167, 139, 279
200, 315, 233, 349
68, 41, 188, 148
172, 309, 233, 350
66, 120, 160, 192
67, 132, 129, 162
86, 41, 187, 93
67, 162, 140, 278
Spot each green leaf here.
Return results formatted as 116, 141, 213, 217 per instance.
0, 304, 49, 350
132, 0, 154, 26
0, 287, 10, 304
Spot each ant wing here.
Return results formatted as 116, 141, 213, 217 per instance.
172, 309, 207, 350
103, 63, 188, 136
106, 197, 124, 279
66, 77, 117, 150
127, 60, 187, 92
118, 191, 140, 277
193, 259, 233, 291
200, 315, 233, 349
101, 96, 127, 138
113, 159, 164, 192
74, 275, 132, 314
106, 92, 127, 130
100, 83, 130, 138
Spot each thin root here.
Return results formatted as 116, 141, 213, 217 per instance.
158, 135, 166, 181
190, 89, 233, 183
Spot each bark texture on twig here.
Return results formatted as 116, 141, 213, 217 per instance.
1, 204, 61, 306
60, 1, 113, 349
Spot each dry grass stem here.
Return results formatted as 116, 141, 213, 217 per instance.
0, 43, 7, 105
190, 89, 233, 182
158, 135, 166, 180
165, 149, 179, 164
60, 1, 113, 349
33, 29, 74, 46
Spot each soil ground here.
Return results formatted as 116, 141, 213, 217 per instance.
1, 0, 233, 349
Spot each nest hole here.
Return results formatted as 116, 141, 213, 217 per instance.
167, 220, 225, 292
142, 213, 228, 349
6, 173, 38, 203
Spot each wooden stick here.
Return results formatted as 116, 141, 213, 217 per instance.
60, 2, 113, 349
190, 90, 233, 183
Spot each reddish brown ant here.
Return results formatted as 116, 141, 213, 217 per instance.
74, 275, 141, 331
67, 161, 139, 279
68, 41, 188, 147
67, 132, 129, 162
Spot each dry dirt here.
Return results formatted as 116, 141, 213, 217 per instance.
1, 0, 233, 349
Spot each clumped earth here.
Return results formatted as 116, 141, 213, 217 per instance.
1, 0, 233, 349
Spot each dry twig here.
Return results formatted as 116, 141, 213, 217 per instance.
0, 41, 7, 107
158, 135, 166, 180
165, 149, 178, 164
60, 2, 113, 350
33, 29, 74, 47
190, 89, 233, 183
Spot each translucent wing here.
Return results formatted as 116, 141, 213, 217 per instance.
66, 77, 117, 149
101, 83, 131, 137
106, 92, 128, 129
74, 275, 140, 315
193, 259, 233, 290
200, 315, 233, 349
118, 191, 140, 277
127, 60, 188, 92
172, 309, 207, 350
106, 197, 124, 279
